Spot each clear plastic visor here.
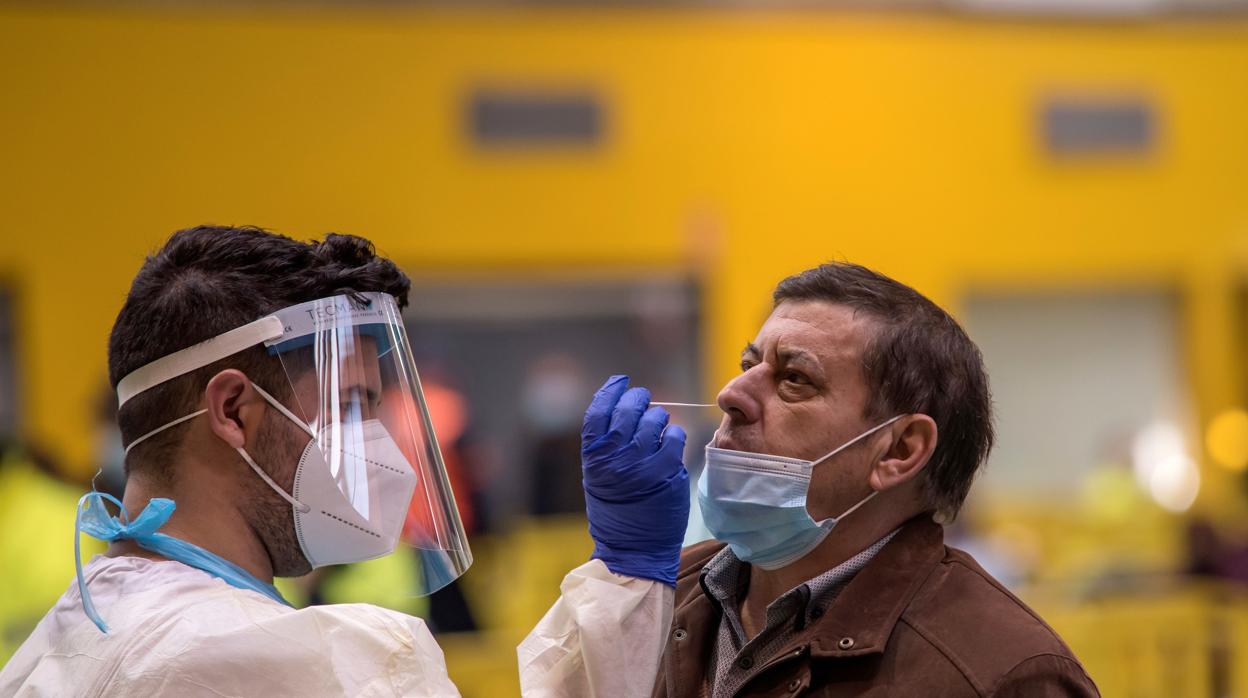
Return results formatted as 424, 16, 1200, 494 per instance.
266, 292, 472, 596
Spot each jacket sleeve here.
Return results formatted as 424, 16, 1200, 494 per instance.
517, 559, 675, 698
989, 654, 1100, 698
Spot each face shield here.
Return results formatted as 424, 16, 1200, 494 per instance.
116, 292, 472, 596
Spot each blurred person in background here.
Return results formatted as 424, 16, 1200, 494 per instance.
390, 372, 482, 633
524, 353, 592, 516
1182, 438, 1248, 588
0, 436, 100, 663
1185, 507, 1248, 586
0, 226, 690, 697
652, 263, 1098, 697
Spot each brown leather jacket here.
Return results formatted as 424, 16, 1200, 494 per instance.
653, 516, 1099, 697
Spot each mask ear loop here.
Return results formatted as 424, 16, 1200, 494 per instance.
250, 384, 316, 439
831, 489, 879, 521
807, 414, 905, 470
123, 410, 209, 457
236, 448, 311, 514
117, 383, 314, 514
246, 383, 314, 514
810, 414, 906, 524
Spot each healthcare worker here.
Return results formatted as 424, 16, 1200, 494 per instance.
0, 226, 687, 697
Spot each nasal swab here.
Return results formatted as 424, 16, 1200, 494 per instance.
652, 402, 718, 408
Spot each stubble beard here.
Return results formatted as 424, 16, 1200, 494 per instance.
240, 409, 313, 578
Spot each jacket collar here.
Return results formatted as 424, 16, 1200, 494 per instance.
806, 515, 946, 658
663, 515, 946, 695
671, 516, 946, 654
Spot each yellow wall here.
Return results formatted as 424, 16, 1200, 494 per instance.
2, 5, 1247, 515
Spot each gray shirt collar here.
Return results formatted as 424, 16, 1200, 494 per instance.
700, 528, 901, 642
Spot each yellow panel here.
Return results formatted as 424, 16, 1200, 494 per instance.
1, 7, 1246, 529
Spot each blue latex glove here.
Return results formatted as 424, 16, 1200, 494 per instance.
582, 375, 690, 587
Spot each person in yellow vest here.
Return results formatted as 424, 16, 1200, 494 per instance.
0, 442, 101, 664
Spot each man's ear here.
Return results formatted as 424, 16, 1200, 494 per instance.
869, 414, 938, 492
204, 370, 264, 450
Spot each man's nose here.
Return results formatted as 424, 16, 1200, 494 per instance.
716, 367, 765, 424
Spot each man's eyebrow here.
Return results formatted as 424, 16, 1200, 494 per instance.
741, 343, 761, 360
777, 347, 823, 373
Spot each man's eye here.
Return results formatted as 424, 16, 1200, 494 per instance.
782, 371, 809, 386
740, 360, 758, 372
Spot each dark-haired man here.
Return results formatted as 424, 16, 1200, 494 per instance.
652, 263, 1098, 697
0, 226, 689, 696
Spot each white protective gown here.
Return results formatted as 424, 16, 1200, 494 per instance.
0, 554, 672, 697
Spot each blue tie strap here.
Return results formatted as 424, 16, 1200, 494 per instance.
74, 492, 290, 633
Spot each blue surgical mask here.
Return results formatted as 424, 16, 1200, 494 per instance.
697, 416, 902, 570
74, 491, 291, 633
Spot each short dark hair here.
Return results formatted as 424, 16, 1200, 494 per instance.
774, 262, 993, 520
109, 225, 411, 484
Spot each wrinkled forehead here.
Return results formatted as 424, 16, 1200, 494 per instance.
754, 300, 875, 368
